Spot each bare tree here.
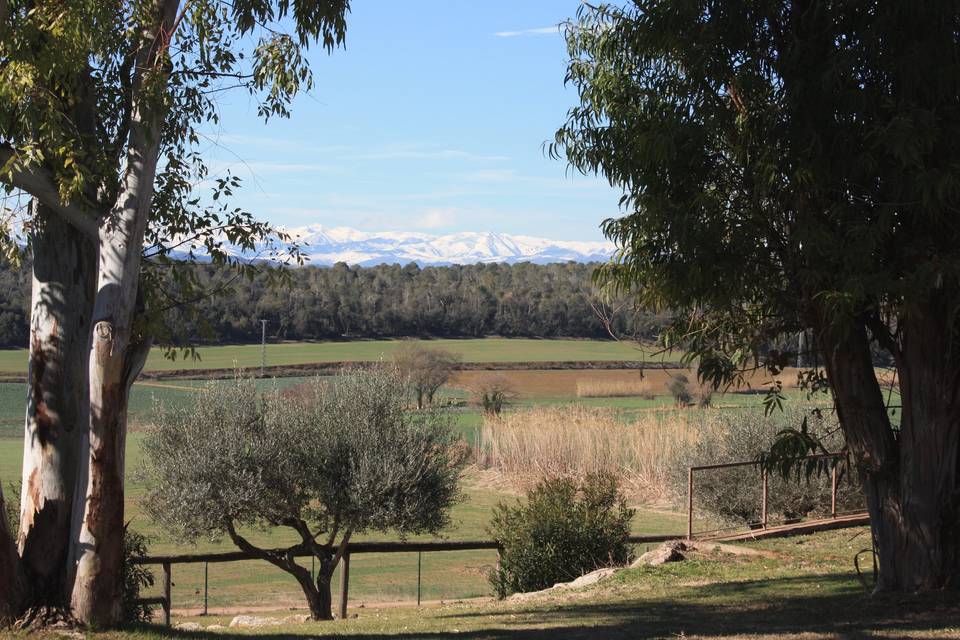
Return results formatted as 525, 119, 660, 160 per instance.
393, 341, 461, 409
141, 369, 465, 620
473, 374, 515, 416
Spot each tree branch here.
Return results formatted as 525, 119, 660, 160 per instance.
112, 50, 137, 167
324, 517, 340, 547
225, 519, 297, 573
0, 0, 8, 42
331, 528, 352, 570
0, 146, 98, 238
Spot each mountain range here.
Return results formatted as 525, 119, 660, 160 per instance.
230, 225, 615, 267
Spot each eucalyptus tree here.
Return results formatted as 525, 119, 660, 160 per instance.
0, 0, 350, 625
554, 1, 960, 591
142, 370, 465, 621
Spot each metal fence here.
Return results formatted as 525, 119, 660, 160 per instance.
686, 452, 866, 539
134, 535, 679, 626
135, 453, 868, 627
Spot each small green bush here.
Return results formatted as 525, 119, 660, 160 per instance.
488, 473, 634, 599
122, 528, 154, 624
671, 408, 864, 527
3, 483, 18, 535
668, 374, 693, 406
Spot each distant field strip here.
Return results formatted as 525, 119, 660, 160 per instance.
134, 381, 208, 393
0, 338, 666, 374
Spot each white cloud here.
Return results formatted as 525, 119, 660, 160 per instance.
493, 26, 559, 38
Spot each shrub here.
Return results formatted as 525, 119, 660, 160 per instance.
474, 374, 514, 415
670, 407, 864, 527
668, 374, 693, 406
488, 473, 634, 598
3, 483, 17, 536
696, 387, 713, 407
122, 529, 154, 624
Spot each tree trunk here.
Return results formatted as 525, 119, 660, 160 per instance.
290, 561, 331, 621
315, 570, 334, 621
817, 299, 960, 591
68, 4, 178, 624
225, 521, 333, 621
0, 483, 24, 624
68, 220, 153, 626
884, 291, 960, 589
19, 202, 94, 608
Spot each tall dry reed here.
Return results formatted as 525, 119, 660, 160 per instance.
478, 406, 708, 502
575, 379, 655, 399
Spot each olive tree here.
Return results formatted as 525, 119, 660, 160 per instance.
141, 369, 465, 621
554, 1, 960, 591
0, 0, 350, 624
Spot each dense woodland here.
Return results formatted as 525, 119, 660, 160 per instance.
0, 260, 670, 348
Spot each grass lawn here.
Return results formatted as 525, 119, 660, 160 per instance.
0, 338, 669, 374
24, 528, 959, 639
0, 428, 687, 612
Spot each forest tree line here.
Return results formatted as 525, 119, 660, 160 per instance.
0, 260, 671, 348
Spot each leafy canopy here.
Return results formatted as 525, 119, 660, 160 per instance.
141, 369, 465, 543
0, 0, 350, 348
553, 1, 960, 390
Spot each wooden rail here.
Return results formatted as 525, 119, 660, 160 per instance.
133, 534, 678, 626
134, 453, 862, 627
686, 453, 848, 540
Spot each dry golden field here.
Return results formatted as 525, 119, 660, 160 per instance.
451, 367, 804, 398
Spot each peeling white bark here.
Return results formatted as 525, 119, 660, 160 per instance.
68, 1, 181, 625
18, 203, 94, 606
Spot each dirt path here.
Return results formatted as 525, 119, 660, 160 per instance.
173, 596, 494, 618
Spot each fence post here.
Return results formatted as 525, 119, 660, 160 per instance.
761, 469, 769, 529
203, 561, 208, 616
162, 561, 172, 627
831, 465, 838, 518
416, 552, 422, 607
338, 552, 350, 620
686, 467, 694, 540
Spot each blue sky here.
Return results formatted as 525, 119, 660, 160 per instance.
202, 1, 621, 242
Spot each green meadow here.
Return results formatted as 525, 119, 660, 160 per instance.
0, 338, 670, 374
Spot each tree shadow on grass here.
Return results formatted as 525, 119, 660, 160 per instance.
131, 572, 960, 640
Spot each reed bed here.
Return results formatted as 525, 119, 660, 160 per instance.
575, 379, 656, 399
477, 406, 707, 502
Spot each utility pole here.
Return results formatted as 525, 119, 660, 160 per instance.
260, 319, 268, 377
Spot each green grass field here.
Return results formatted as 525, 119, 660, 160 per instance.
41, 527, 958, 639
0, 425, 686, 612
0, 337, 842, 619
0, 338, 670, 374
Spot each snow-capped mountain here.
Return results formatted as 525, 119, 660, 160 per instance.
214, 225, 614, 267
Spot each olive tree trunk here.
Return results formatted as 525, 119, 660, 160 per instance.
225, 522, 339, 621
18, 202, 94, 607
817, 298, 960, 591
315, 569, 334, 621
